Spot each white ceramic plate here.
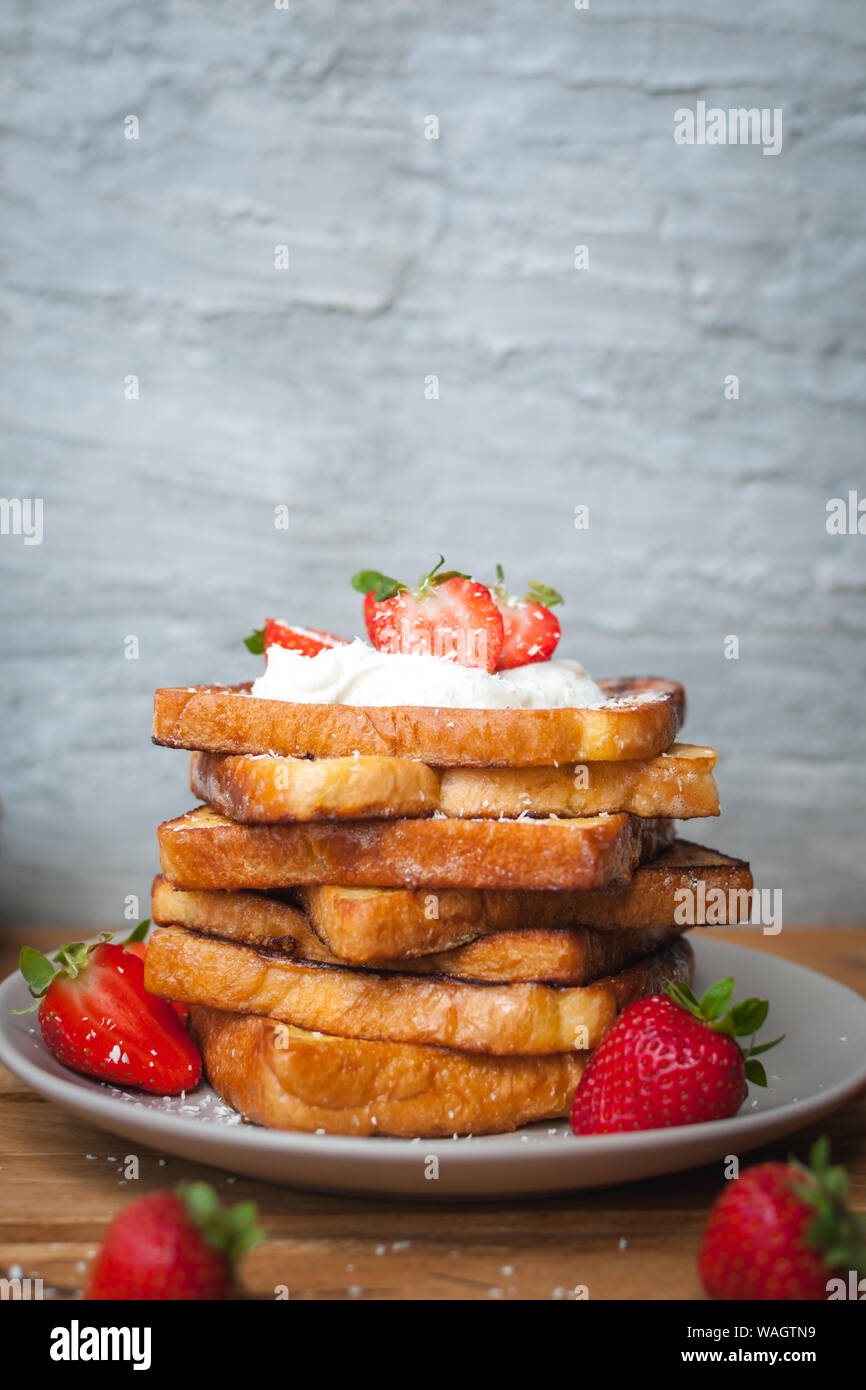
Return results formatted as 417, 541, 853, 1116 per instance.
1, 937, 864, 1199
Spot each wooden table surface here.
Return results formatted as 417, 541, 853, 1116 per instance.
1, 925, 864, 1301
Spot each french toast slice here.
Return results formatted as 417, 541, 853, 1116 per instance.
144, 926, 694, 1055
153, 676, 685, 766
157, 806, 674, 892
151, 876, 689, 985
298, 841, 753, 962
190, 751, 440, 823
438, 744, 718, 820
190, 1007, 590, 1137
189, 742, 718, 823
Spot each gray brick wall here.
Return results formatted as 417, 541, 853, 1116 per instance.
1, 0, 864, 927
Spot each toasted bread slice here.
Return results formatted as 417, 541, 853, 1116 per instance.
152, 876, 308, 947
153, 676, 685, 766
438, 744, 718, 820
190, 751, 440, 823
151, 876, 689, 985
191, 1007, 589, 1137
145, 926, 694, 1055
157, 806, 674, 892
299, 840, 753, 962
190, 742, 717, 824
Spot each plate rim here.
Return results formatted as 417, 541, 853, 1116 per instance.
1, 935, 865, 1174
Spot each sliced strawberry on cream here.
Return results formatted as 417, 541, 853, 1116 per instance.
352, 558, 504, 672
245, 621, 349, 658
490, 565, 563, 670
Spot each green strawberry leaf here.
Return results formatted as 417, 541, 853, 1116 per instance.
726, 997, 769, 1036
744, 1058, 768, 1087
746, 1033, 785, 1057
15, 940, 93, 1013
19, 946, 56, 995
664, 979, 703, 1019
810, 1136, 831, 1173
179, 1181, 264, 1266
244, 627, 265, 655
123, 919, 150, 944
527, 581, 564, 608
786, 1140, 866, 1276
666, 976, 782, 1090
698, 977, 735, 1021
51, 940, 98, 979
351, 570, 404, 601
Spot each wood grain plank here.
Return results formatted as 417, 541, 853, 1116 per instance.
0, 926, 864, 1299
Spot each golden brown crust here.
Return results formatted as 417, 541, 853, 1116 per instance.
300, 840, 753, 961
153, 876, 690, 985
438, 744, 718, 820
190, 750, 439, 823
189, 742, 717, 824
152, 676, 685, 767
157, 806, 674, 892
190, 1008, 590, 1137
145, 926, 694, 1055
151, 876, 304, 949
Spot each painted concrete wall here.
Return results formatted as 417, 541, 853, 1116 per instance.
1, 1, 864, 926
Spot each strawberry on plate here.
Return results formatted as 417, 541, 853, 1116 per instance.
491, 564, 563, 670
87, 1181, 262, 1301
699, 1138, 866, 1300
119, 921, 188, 1023
352, 557, 504, 672
17, 924, 201, 1095
245, 619, 348, 657
569, 977, 783, 1135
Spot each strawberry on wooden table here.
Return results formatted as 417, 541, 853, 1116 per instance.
245, 619, 349, 657
352, 557, 505, 672
87, 1182, 263, 1301
699, 1139, 866, 1300
490, 564, 563, 669
17, 923, 201, 1095
569, 977, 783, 1135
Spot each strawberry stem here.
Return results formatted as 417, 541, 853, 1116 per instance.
178, 1182, 263, 1266
664, 975, 784, 1087
15, 930, 130, 1013
790, 1139, 866, 1276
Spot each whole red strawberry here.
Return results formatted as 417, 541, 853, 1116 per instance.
699, 1139, 866, 1300
244, 620, 348, 657
490, 564, 563, 669
87, 1182, 262, 1300
569, 977, 783, 1135
352, 558, 504, 672
17, 924, 201, 1094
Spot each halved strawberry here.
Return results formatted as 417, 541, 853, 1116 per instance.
352, 559, 504, 672
17, 925, 202, 1095
244, 621, 349, 658
119, 922, 189, 1023
491, 565, 563, 669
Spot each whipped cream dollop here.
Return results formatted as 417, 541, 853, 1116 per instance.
250, 639, 607, 710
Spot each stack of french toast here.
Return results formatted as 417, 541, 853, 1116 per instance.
145, 563, 752, 1138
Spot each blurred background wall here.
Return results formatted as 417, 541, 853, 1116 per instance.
1, 0, 864, 927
